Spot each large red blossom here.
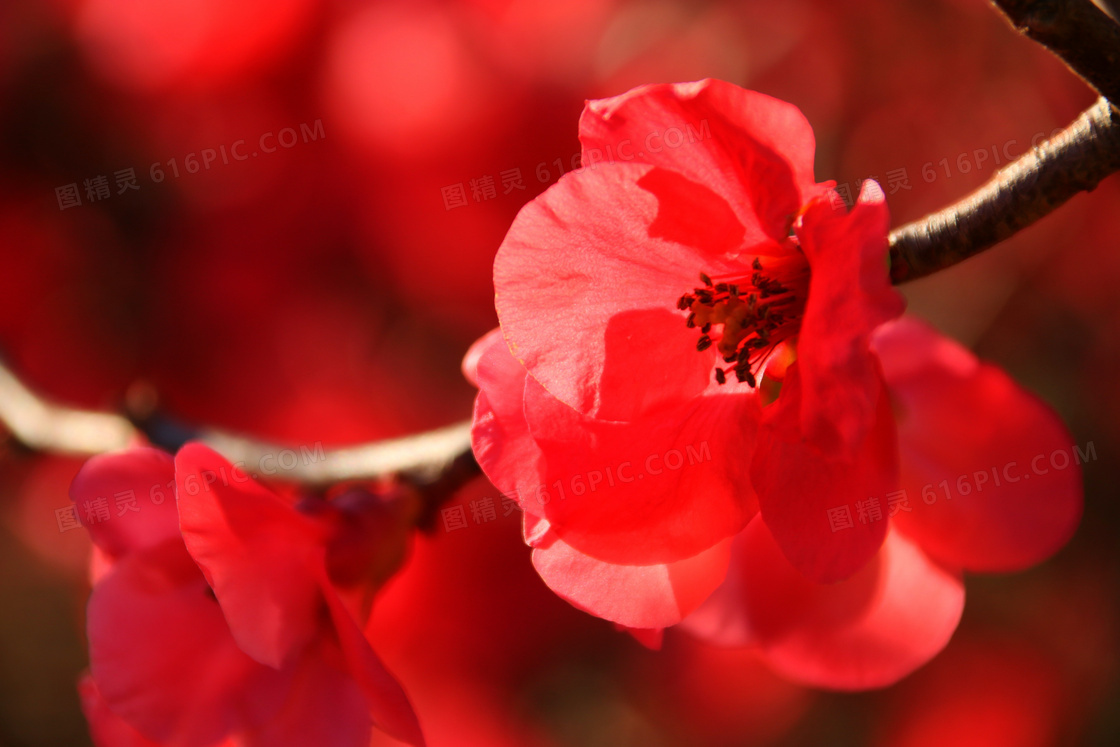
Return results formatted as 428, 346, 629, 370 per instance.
467, 79, 1083, 687
72, 445, 424, 747
490, 79, 903, 580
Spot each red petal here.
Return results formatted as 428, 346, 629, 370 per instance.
529, 515, 731, 629
79, 673, 167, 747
176, 442, 325, 669
467, 329, 543, 516
751, 518, 963, 690
87, 540, 289, 747
461, 327, 504, 387
873, 318, 1083, 571
794, 180, 904, 455
494, 161, 750, 421
522, 373, 759, 565
69, 448, 179, 560
750, 368, 895, 583
318, 567, 425, 746
580, 79, 827, 243
239, 641, 371, 747
686, 516, 965, 690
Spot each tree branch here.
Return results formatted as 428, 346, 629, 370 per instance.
889, 97, 1120, 282
0, 360, 137, 455
993, 0, 1120, 104
888, 0, 1120, 282
0, 359, 478, 503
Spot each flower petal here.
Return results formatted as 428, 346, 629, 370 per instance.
461, 327, 503, 388
69, 448, 179, 560
794, 180, 904, 455
873, 318, 1084, 571
494, 160, 749, 421
529, 515, 732, 629
751, 518, 963, 690
176, 442, 325, 670
318, 568, 425, 746
684, 516, 965, 690
239, 641, 371, 747
467, 329, 543, 517
751, 367, 895, 583
522, 373, 759, 565
580, 79, 826, 243
87, 540, 289, 747
79, 673, 170, 747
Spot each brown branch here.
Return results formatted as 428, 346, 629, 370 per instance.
889, 0, 1120, 282
0, 360, 137, 455
993, 0, 1120, 104
889, 97, 1120, 282
0, 359, 479, 504
198, 421, 475, 488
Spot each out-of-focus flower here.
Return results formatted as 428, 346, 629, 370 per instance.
72, 0, 315, 91
874, 636, 1068, 747
323, 4, 494, 159
466, 79, 1083, 688
73, 445, 424, 746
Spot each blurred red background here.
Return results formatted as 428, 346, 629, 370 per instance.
1, 0, 1117, 744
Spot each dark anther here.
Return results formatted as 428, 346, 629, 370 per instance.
701, 323, 711, 334
715, 368, 726, 385
752, 257, 762, 270
696, 335, 712, 352
699, 272, 713, 286
734, 366, 757, 387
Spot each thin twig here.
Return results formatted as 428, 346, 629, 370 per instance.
1, 358, 477, 496
889, 97, 1120, 282
888, 0, 1120, 281
993, 0, 1120, 104
0, 360, 137, 455
199, 420, 474, 488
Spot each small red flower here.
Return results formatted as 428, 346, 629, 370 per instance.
467, 79, 1083, 687
73, 445, 424, 747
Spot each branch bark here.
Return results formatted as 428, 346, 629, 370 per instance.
994, 0, 1120, 104
0, 359, 478, 501
888, 0, 1120, 281
889, 97, 1120, 282
0, 360, 137, 455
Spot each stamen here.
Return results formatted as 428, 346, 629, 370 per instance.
676, 255, 808, 388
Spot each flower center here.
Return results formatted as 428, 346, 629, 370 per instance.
677, 256, 809, 387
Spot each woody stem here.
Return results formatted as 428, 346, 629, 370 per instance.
888, 0, 1120, 283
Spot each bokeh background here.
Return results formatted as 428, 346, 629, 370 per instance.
1, 0, 1118, 745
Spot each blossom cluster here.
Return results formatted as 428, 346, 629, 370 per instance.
72, 444, 425, 746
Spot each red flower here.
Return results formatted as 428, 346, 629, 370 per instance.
466, 79, 1082, 687
73, 445, 424, 747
